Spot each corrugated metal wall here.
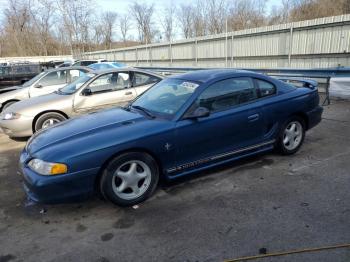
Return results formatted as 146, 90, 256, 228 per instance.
81, 15, 350, 69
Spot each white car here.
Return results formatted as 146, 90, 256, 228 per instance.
0, 66, 92, 112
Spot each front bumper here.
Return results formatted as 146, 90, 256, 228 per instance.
306, 105, 323, 130
19, 149, 99, 204
0, 116, 34, 137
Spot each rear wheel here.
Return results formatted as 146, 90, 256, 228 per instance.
100, 152, 159, 206
277, 117, 305, 155
34, 112, 66, 132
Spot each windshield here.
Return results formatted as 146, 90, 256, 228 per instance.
22, 71, 46, 87
131, 78, 200, 117
59, 73, 96, 94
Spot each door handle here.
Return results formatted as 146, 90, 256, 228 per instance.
125, 91, 132, 95
248, 114, 259, 122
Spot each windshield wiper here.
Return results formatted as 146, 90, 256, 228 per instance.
131, 105, 155, 118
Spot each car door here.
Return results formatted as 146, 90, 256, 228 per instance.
73, 71, 136, 114
253, 78, 281, 140
173, 77, 266, 170
29, 70, 68, 97
132, 72, 162, 96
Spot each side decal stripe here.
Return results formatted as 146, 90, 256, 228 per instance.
167, 139, 275, 173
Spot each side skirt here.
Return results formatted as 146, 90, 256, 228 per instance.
166, 141, 275, 179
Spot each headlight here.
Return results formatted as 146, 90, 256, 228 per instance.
28, 158, 68, 175
3, 112, 21, 120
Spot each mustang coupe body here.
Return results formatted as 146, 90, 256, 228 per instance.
19, 69, 323, 206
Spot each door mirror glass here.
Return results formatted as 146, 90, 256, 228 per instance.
186, 107, 210, 119
82, 88, 92, 96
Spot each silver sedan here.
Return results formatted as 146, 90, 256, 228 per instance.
0, 68, 163, 137
0, 66, 92, 111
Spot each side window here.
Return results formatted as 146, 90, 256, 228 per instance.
68, 70, 86, 82
195, 77, 257, 113
38, 70, 67, 86
133, 73, 160, 87
87, 72, 130, 94
81, 61, 96, 66
256, 79, 276, 97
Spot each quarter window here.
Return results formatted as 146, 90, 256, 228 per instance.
195, 77, 257, 113
256, 79, 276, 97
87, 72, 130, 94
133, 73, 160, 87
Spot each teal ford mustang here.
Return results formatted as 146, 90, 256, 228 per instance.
19, 69, 323, 206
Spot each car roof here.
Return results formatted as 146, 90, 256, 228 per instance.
45, 66, 93, 73
92, 67, 164, 78
169, 69, 257, 83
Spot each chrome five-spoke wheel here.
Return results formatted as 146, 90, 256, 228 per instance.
100, 152, 159, 206
283, 121, 303, 150
112, 160, 152, 200
278, 117, 305, 155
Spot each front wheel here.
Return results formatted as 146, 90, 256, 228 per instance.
100, 152, 159, 206
277, 117, 305, 155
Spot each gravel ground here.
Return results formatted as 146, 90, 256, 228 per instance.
0, 99, 349, 262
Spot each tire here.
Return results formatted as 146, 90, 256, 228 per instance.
277, 116, 305, 155
34, 112, 66, 132
2, 101, 17, 111
100, 152, 159, 206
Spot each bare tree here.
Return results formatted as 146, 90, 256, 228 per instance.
29, 0, 55, 55
192, 0, 207, 37
206, 0, 227, 35
119, 13, 132, 45
160, 3, 176, 42
130, 2, 155, 44
56, 0, 95, 55
3, 0, 32, 56
177, 4, 193, 38
101, 11, 117, 49
227, 0, 267, 31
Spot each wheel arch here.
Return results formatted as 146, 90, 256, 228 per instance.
94, 147, 164, 194
291, 112, 309, 130
1, 99, 20, 112
32, 110, 69, 133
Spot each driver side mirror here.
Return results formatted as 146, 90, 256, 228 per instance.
81, 88, 92, 96
185, 107, 210, 120
34, 84, 43, 88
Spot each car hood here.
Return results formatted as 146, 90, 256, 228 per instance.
0, 86, 28, 103
5, 92, 72, 116
0, 85, 21, 94
27, 108, 147, 155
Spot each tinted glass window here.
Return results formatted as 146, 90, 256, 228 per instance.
60, 73, 96, 94
196, 77, 257, 113
133, 73, 160, 87
68, 69, 86, 82
256, 79, 276, 97
38, 70, 67, 86
87, 72, 130, 94
80, 61, 96, 66
132, 78, 199, 116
